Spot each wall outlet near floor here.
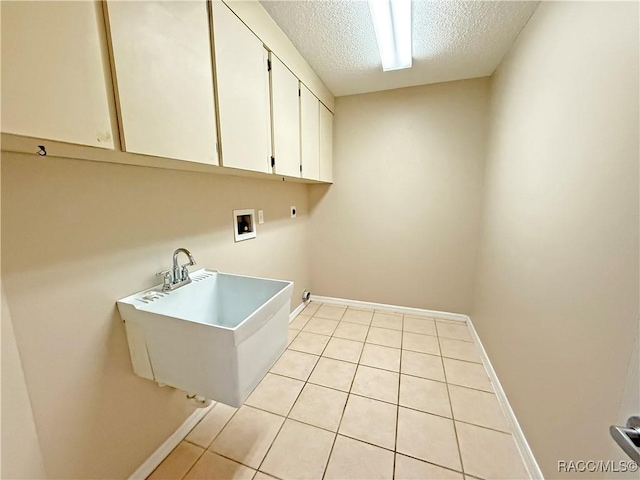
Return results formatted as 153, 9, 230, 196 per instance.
290, 206, 297, 218
258, 210, 264, 224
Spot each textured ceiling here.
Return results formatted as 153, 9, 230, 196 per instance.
260, 0, 539, 96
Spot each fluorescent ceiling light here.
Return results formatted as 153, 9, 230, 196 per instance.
368, 0, 412, 71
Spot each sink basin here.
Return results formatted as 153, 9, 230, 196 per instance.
117, 269, 293, 406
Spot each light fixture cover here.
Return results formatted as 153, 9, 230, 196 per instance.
368, 0, 412, 71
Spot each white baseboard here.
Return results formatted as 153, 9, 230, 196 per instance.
310, 294, 467, 323
289, 301, 307, 323
131, 297, 541, 480
466, 315, 544, 479
128, 402, 214, 480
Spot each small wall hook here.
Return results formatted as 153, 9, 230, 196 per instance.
37, 145, 47, 156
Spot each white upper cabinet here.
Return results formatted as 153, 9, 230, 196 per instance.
1, 0, 333, 183
300, 84, 320, 181
270, 54, 301, 178
1, 1, 115, 148
105, 1, 218, 164
319, 105, 333, 183
212, 1, 271, 173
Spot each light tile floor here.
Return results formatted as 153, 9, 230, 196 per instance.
148, 302, 530, 480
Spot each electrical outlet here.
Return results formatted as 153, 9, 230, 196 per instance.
258, 210, 264, 224
290, 206, 297, 218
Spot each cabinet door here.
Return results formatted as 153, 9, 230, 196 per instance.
319, 105, 333, 183
300, 84, 320, 180
1, 1, 114, 148
212, 1, 271, 173
270, 55, 301, 178
105, 1, 218, 164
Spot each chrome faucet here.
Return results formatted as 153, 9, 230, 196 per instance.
156, 248, 197, 291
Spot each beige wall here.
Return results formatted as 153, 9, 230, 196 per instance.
4, 3, 639, 478
1, 286, 48, 479
470, 2, 639, 477
309, 78, 490, 313
1, 153, 310, 479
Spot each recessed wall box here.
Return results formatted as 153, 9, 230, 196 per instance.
234, 209, 256, 242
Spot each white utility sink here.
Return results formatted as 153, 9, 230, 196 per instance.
117, 269, 293, 407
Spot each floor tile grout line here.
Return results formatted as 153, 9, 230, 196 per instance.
333, 432, 468, 477
193, 408, 470, 480
365, 326, 403, 349
358, 316, 474, 343
321, 308, 374, 480
436, 355, 484, 366
211, 419, 484, 480
207, 406, 240, 448
435, 321, 466, 476
179, 307, 455, 479
147, 436, 205, 480
315, 305, 350, 480
288, 334, 332, 356
451, 419, 515, 436
242, 388, 513, 437
253, 410, 293, 474
179, 440, 209, 479
190, 446, 275, 478
178, 303, 318, 480
269, 356, 495, 396
204, 411, 332, 475
371, 312, 403, 332
254, 305, 334, 476
320, 304, 487, 475
175, 401, 245, 480
253, 364, 320, 475
465, 474, 486, 480
200, 405, 254, 471
247, 404, 334, 435
214, 302, 320, 477
178, 304, 486, 479
320, 302, 463, 324
208, 334, 498, 474
392, 314, 405, 479
294, 329, 481, 364
280, 303, 346, 476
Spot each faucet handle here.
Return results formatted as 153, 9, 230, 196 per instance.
156, 269, 173, 289
179, 255, 196, 281
180, 265, 190, 281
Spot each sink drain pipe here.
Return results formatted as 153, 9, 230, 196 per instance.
186, 394, 212, 408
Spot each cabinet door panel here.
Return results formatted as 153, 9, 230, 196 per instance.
1, 1, 114, 148
319, 105, 333, 183
106, 1, 218, 164
300, 84, 320, 180
212, 1, 270, 173
270, 55, 301, 178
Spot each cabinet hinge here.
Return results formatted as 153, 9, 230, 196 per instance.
267, 59, 272, 71
298, 88, 301, 97
271, 156, 275, 168
299, 164, 302, 172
